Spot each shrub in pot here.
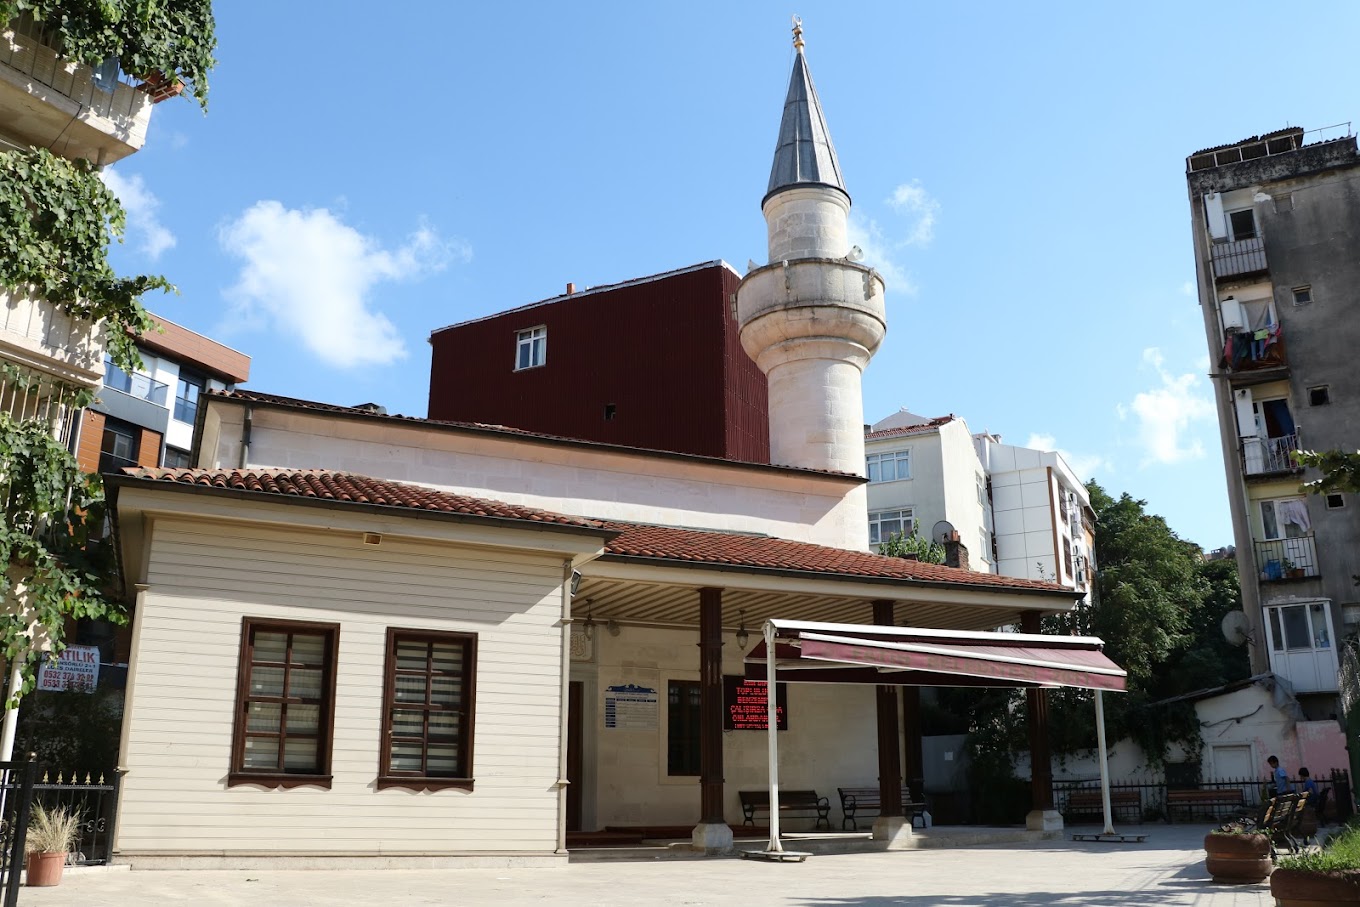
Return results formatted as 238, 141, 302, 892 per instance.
24, 803, 81, 887
1272, 824, 1360, 905
1205, 819, 1272, 884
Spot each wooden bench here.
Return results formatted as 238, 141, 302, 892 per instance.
739, 789, 831, 830
837, 786, 928, 831
1062, 789, 1141, 823
1166, 788, 1245, 822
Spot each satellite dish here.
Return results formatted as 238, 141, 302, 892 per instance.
1221, 610, 1251, 647
931, 520, 956, 544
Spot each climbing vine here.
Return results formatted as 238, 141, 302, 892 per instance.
0, 148, 169, 371
0, 369, 121, 703
0, 0, 216, 108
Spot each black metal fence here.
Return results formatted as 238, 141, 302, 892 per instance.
1053, 770, 1352, 825
0, 758, 121, 905
0, 758, 37, 907
31, 768, 121, 866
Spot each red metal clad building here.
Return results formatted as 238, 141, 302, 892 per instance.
427, 261, 770, 462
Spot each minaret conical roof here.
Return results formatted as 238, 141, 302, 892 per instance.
764, 42, 848, 206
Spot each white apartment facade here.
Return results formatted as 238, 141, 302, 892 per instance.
865, 409, 1095, 597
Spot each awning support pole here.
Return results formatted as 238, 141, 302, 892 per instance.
1095, 689, 1114, 836
765, 622, 783, 853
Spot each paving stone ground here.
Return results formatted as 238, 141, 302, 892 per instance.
20, 824, 1276, 906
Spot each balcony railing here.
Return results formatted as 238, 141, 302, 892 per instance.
1242, 432, 1302, 477
1211, 236, 1268, 281
97, 451, 139, 475
0, 13, 151, 133
1222, 323, 1286, 374
1255, 536, 1320, 581
102, 360, 168, 406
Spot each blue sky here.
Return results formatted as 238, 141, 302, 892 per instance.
101, 1, 1360, 550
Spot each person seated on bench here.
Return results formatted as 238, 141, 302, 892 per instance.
1298, 767, 1318, 799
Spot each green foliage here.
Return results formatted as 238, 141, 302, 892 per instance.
1278, 822, 1360, 871
0, 148, 169, 372
1294, 448, 1360, 496
0, 371, 125, 704
879, 529, 946, 564
0, 0, 216, 108
955, 481, 1249, 781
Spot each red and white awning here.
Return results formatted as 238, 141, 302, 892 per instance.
744, 620, 1126, 692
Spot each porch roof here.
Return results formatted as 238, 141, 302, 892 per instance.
742, 619, 1127, 692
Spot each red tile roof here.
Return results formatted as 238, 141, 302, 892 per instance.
600, 521, 1074, 594
209, 389, 862, 480
117, 469, 1073, 595
864, 415, 955, 441
118, 468, 604, 529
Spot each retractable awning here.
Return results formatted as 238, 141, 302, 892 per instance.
743, 619, 1126, 692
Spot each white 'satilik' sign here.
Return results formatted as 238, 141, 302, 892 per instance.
36, 645, 100, 692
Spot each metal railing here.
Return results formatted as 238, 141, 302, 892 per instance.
0, 758, 36, 907
1188, 123, 1354, 172
1053, 770, 1352, 824
102, 360, 168, 406
1256, 535, 1320, 581
97, 450, 139, 475
31, 768, 121, 866
1242, 432, 1302, 476
1212, 236, 1268, 280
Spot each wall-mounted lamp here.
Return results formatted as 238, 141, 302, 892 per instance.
736, 610, 750, 651
606, 619, 621, 638
570, 570, 583, 597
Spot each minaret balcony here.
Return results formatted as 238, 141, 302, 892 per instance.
0, 13, 152, 163
1210, 236, 1268, 282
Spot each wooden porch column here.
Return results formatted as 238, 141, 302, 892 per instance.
872, 600, 904, 831
698, 588, 726, 826
1021, 611, 1057, 823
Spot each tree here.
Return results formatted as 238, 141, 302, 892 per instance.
1293, 449, 1360, 495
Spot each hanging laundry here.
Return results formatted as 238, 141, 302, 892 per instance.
1277, 499, 1311, 532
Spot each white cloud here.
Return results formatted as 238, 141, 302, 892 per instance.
1023, 432, 1112, 481
847, 214, 916, 295
1180, 280, 1196, 297
886, 181, 940, 247
99, 168, 175, 260
845, 180, 940, 296
1120, 347, 1216, 466
220, 202, 467, 368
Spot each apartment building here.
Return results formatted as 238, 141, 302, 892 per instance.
864, 410, 1094, 596
1187, 124, 1360, 714
74, 315, 250, 475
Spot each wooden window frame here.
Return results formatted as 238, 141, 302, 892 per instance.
228, 617, 340, 790
377, 628, 478, 792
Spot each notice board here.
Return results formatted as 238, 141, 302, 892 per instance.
723, 675, 788, 731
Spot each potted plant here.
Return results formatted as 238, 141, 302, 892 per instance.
24, 803, 81, 887
1272, 824, 1360, 905
1205, 818, 1273, 884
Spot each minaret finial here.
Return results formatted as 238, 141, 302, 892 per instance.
791, 16, 804, 51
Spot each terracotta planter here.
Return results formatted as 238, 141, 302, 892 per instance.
1271, 867, 1360, 905
24, 851, 66, 887
1204, 832, 1272, 884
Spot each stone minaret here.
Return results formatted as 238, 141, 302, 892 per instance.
737, 22, 886, 489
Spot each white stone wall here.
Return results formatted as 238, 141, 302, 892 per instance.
763, 186, 851, 260
204, 404, 869, 550
766, 356, 867, 476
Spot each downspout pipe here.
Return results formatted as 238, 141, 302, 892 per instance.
555, 559, 574, 854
